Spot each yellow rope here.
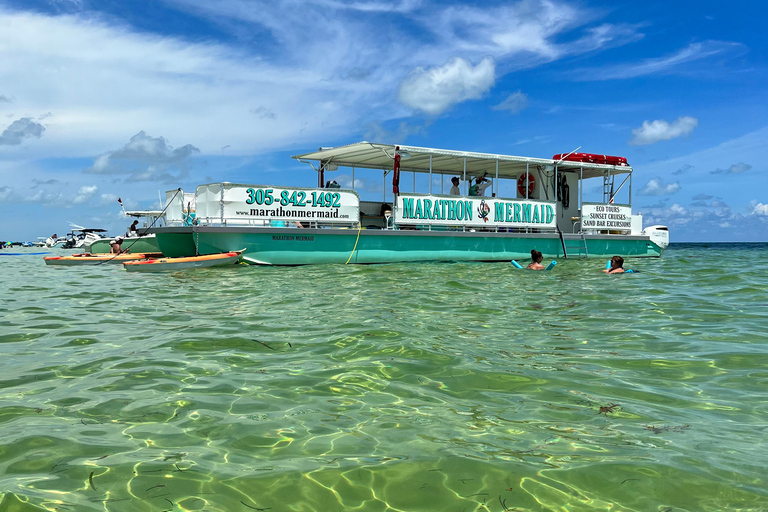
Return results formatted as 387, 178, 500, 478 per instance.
345, 223, 363, 264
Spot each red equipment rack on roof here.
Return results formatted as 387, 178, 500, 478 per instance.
552, 153, 628, 166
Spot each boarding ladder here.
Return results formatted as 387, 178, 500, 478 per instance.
603, 175, 615, 203
559, 231, 589, 259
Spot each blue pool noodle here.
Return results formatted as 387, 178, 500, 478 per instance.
606, 260, 612, 270
545, 261, 556, 271
511, 260, 523, 268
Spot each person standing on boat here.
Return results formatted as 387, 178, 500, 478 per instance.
449, 177, 461, 195
469, 176, 492, 196
527, 250, 545, 270
183, 202, 197, 226
128, 220, 139, 236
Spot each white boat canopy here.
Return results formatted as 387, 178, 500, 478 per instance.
293, 142, 632, 180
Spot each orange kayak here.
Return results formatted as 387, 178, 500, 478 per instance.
123, 251, 242, 272
44, 253, 163, 266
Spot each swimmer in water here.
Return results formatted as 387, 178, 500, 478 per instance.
527, 249, 545, 270
603, 255, 625, 274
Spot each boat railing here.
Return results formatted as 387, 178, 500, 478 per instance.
389, 224, 558, 233
157, 216, 558, 234
190, 216, 362, 230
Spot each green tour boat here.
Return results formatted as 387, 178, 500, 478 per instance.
149, 142, 669, 265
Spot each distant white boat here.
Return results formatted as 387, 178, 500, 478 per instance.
59, 227, 110, 250
45, 236, 63, 248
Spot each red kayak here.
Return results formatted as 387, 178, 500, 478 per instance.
552, 153, 628, 166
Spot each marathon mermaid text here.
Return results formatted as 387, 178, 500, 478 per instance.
399, 196, 555, 226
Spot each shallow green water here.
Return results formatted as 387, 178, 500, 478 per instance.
1, 244, 766, 511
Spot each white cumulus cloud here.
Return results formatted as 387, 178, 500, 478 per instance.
73, 185, 98, 204
398, 57, 495, 115
668, 203, 686, 215
639, 178, 681, 196
750, 202, 768, 216
629, 116, 698, 145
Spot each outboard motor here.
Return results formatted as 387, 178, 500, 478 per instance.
642, 225, 669, 250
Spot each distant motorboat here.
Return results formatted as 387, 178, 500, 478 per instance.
45, 235, 65, 248
60, 227, 109, 250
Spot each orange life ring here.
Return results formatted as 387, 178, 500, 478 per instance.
517, 172, 535, 196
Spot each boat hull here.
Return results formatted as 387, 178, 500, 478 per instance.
89, 234, 161, 254
123, 252, 242, 272
151, 226, 663, 265
43, 253, 162, 266
154, 228, 199, 259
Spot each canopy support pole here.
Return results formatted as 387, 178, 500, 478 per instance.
463, 157, 467, 195
609, 174, 631, 203
429, 155, 433, 194
555, 164, 559, 218
526, 162, 529, 199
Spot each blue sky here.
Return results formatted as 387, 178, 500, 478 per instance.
0, 0, 766, 242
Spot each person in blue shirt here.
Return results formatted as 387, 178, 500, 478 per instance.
183, 202, 197, 226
